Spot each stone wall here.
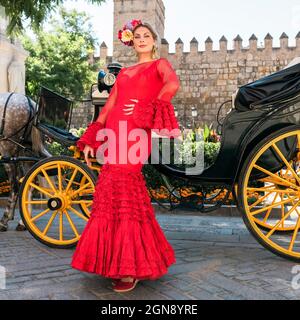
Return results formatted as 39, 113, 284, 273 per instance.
71, 0, 300, 129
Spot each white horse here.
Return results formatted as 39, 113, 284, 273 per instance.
0, 92, 51, 231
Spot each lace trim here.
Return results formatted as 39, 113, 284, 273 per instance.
76, 121, 105, 151
132, 98, 181, 137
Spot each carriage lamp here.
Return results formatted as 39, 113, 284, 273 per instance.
97, 62, 122, 93
103, 72, 116, 87
97, 69, 116, 93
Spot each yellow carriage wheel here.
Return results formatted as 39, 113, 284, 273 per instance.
238, 125, 300, 261
247, 168, 299, 232
19, 156, 97, 248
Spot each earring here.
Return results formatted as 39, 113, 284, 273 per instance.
152, 45, 158, 59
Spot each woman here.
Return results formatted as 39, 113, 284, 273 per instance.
71, 19, 181, 293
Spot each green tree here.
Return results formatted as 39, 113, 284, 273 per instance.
0, 0, 105, 36
21, 7, 100, 100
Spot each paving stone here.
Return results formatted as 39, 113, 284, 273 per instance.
189, 288, 223, 300
69, 290, 101, 300
156, 287, 194, 300
6, 276, 32, 284
50, 292, 78, 300
97, 293, 130, 300
204, 274, 283, 300
18, 278, 57, 288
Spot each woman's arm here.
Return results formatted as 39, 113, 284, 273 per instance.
156, 58, 180, 101
132, 58, 181, 137
76, 69, 122, 151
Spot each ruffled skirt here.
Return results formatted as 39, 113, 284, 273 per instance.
70, 163, 176, 280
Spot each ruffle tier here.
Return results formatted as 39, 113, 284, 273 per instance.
71, 163, 176, 280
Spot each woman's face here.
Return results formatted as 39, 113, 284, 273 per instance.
133, 26, 155, 55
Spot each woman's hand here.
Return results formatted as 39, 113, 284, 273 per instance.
123, 98, 139, 115
83, 145, 94, 167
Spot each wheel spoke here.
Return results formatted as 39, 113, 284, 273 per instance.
72, 182, 93, 197
280, 200, 285, 228
59, 212, 63, 241
29, 182, 54, 198
249, 191, 272, 209
68, 206, 89, 221
271, 142, 300, 185
266, 200, 299, 238
64, 210, 79, 238
42, 210, 58, 235
70, 200, 92, 204
262, 192, 279, 223
261, 177, 290, 185
24, 200, 48, 204
250, 196, 297, 216
41, 168, 57, 193
288, 214, 300, 252
57, 163, 62, 192
31, 208, 50, 222
247, 187, 298, 194
253, 164, 300, 190
65, 168, 78, 193
75, 188, 94, 195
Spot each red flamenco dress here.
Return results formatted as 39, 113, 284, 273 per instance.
71, 58, 181, 280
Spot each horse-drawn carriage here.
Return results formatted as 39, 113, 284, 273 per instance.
1, 59, 300, 262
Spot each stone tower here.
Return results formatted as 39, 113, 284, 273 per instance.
113, 0, 165, 65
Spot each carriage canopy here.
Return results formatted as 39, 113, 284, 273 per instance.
234, 59, 300, 111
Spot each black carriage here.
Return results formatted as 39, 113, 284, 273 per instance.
15, 60, 300, 262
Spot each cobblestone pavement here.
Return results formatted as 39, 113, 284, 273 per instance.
0, 207, 300, 300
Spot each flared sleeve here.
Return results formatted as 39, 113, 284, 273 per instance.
132, 58, 181, 137
76, 70, 121, 151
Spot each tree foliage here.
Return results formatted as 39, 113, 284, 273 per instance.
21, 7, 100, 100
0, 0, 105, 36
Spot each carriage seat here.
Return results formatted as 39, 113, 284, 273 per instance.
234, 60, 300, 111
36, 122, 79, 147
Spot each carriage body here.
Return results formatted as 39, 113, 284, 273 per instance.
194, 99, 300, 184
154, 61, 300, 187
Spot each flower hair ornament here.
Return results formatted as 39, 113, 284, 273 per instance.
118, 19, 143, 46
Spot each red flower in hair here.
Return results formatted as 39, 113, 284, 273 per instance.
118, 19, 143, 46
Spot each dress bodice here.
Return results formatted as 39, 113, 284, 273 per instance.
97, 57, 180, 128
116, 59, 163, 106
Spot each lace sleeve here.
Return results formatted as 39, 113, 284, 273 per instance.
132, 58, 181, 137
156, 58, 180, 101
76, 69, 122, 151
